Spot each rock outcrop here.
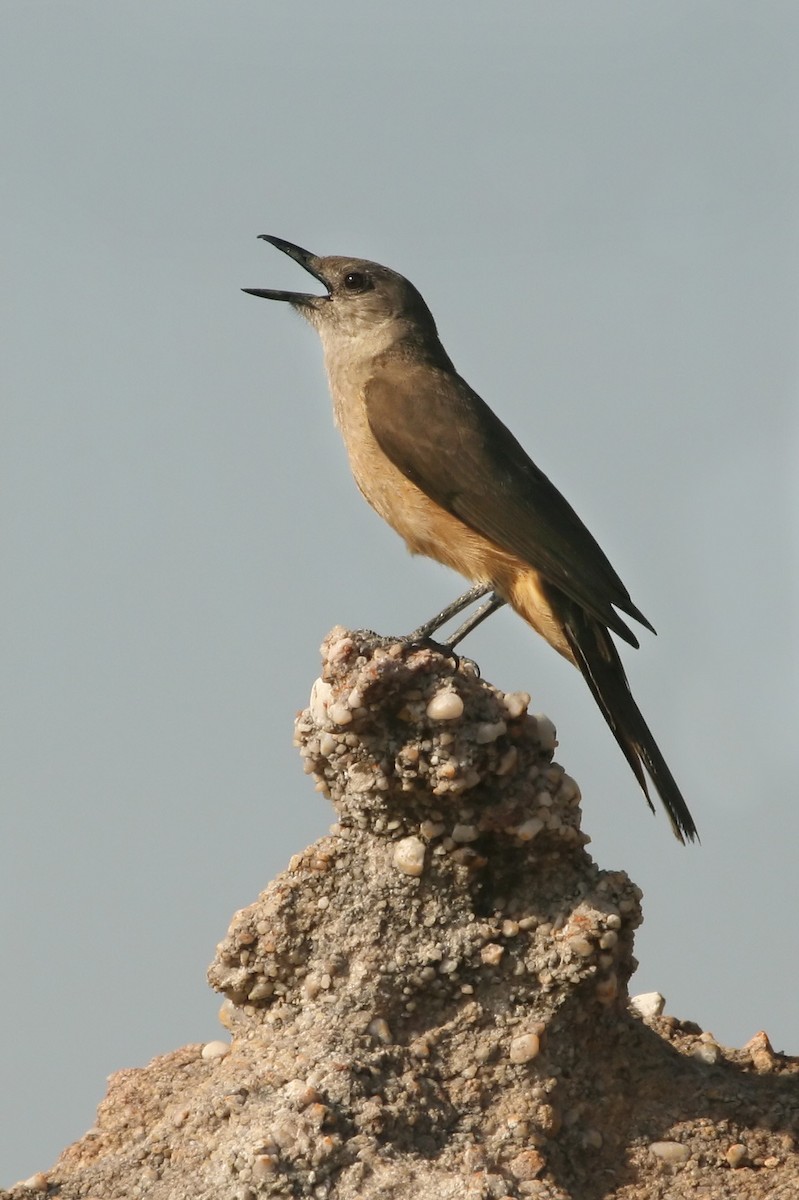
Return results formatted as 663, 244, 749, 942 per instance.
6, 629, 798, 1199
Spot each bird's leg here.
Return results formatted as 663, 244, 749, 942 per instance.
407, 583, 492, 642
446, 591, 506, 648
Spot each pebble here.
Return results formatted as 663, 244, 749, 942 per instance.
475, 719, 507, 744
725, 1143, 747, 1168
367, 1017, 392, 1043
393, 836, 426, 877
426, 690, 464, 720
481, 942, 505, 966
503, 691, 531, 719
568, 936, 594, 958
451, 823, 479, 843
327, 701, 353, 726
251, 1154, 279, 1181
509, 1033, 541, 1063
649, 1140, 690, 1164
533, 715, 557, 751
744, 1030, 777, 1072
201, 1040, 231, 1061
218, 998, 236, 1030
557, 773, 581, 803
515, 817, 544, 842
309, 678, 332, 724
630, 991, 665, 1019
326, 631, 355, 662
319, 732, 336, 757
509, 1148, 545, 1180
247, 980, 274, 1001
496, 746, 518, 775
21, 1175, 48, 1192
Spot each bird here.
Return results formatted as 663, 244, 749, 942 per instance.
244, 235, 697, 843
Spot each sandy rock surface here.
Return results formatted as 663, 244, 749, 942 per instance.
6, 629, 797, 1200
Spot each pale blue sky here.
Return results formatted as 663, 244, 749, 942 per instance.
2, 1, 798, 1184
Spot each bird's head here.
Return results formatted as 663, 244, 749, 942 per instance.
244, 236, 440, 356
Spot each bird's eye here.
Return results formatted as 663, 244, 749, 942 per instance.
343, 271, 370, 293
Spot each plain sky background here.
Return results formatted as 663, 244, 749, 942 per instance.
2, 1, 798, 1185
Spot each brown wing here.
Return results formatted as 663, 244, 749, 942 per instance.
364, 357, 654, 647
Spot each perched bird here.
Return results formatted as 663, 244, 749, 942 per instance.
244, 236, 697, 843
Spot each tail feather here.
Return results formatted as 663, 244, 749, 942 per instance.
562, 605, 698, 844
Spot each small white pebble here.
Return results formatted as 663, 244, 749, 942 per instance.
515, 817, 544, 842
534, 714, 557, 751
557, 773, 581, 803
326, 629, 353, 657
649, 1141, 690, 1164
319, 732, 336, 757
503, 691, 531, 719
420, 819, 445, 840
393, 836, 426, 877
426, 690, 464, 720
22, 1175, 49, 1193
509, 1033, 540, 1063
481, 942, 504, 965
309, 678, 332, 725
568, 937, 594, 958
327, 701, 353, 726
367, 1017, 392, 1043
693, 1042, 720, 1064
475, 719, 507, 744
630, 991, 665, 1019
201, 1040, 231, 1061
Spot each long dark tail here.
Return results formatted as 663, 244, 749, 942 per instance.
562, 603, 698, 843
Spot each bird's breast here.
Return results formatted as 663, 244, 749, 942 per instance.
323, 371, 521, 587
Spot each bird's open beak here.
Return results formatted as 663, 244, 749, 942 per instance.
242, 235, 330, 305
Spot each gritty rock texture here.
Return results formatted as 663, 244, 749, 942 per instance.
6, 628, 798, 1200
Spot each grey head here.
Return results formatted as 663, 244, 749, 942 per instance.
243, 236, 443, 359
